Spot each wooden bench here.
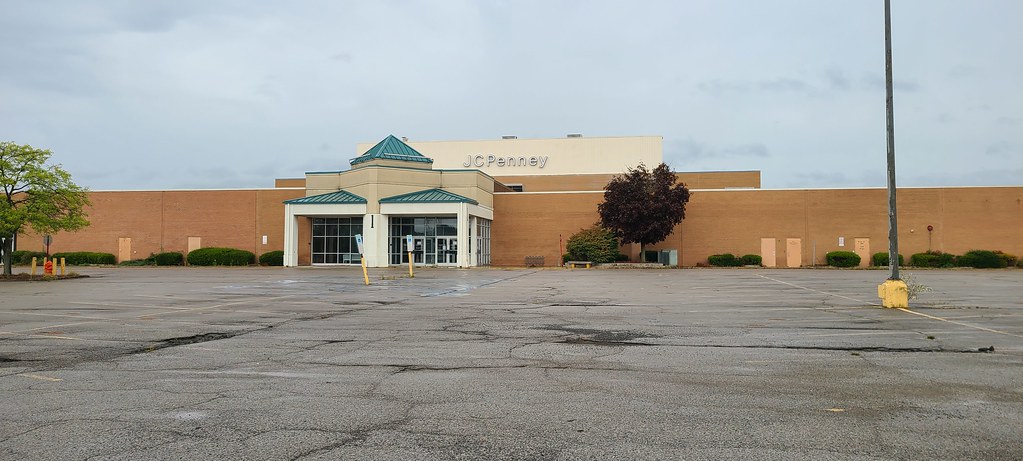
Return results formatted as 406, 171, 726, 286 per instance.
565, 261, 593, 269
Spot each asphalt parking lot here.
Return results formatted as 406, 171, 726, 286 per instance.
1, 267, 1021, 460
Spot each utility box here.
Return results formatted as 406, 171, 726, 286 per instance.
658, 250, 678, 266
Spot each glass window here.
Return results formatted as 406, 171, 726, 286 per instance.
476, 218, 491, 266
311, 217, 362, 265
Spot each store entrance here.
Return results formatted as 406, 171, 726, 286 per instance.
389, 216, 458, 267
437, 237, 457, 265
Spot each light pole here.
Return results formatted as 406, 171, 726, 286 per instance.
884, 0, 899, 281
878, 0, 909, 307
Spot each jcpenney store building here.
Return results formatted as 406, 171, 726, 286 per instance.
283, 134, 663, 268
19, 135, 1022, 268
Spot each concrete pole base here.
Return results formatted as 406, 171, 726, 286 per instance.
878, 279, 909, 308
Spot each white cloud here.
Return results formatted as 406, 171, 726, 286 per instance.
0, 0, 1020, 190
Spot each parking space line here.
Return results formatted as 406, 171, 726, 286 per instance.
12, 321, 100, 333
938, 313, 1023, 320
17, 373, 62, 382
756, 274, 879, 305
4, 312, 120, 321
755, 274, 1022, 339
683, 306, 873, 314
0, 296, 294, 341
71, 301, 193, 310
896, 308, 1023, 339
802, 331, 918, 338
148, 295, 296, 318
0, 331, 84, 341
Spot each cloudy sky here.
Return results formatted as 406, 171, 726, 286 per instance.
1, 0, 1020, 190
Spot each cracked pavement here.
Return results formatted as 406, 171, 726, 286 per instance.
1, 267, 1021, 460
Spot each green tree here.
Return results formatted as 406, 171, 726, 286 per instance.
597, 163, 690, 259
565, 226, 620, 264
1, 142, 90, 275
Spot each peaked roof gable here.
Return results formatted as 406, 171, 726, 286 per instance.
350, 135, 433, 166
379, 188, 478, 205
284, 190, 367, 204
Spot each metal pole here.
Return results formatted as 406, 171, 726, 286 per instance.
884, 0, 900, 281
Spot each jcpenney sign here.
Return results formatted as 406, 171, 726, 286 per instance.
463, 154, 548, 168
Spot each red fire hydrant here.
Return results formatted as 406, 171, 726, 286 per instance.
44, 259, 54, 276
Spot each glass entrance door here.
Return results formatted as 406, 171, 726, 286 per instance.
388, 217, 459, 266
437, 237, 458, 265
411, 237, 425, 264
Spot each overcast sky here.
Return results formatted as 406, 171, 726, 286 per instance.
1, 0, 1020, 190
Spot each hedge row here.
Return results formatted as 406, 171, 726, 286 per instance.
871, 252, 905, 267
7, 248, 290, 267
7, 250, 117, 265
955, 250, 1010, 268
910, 251, 956, 268
823, 250, 1020, 268
909, 250, 1017, 269
186, 247, 255, 266
154, 251, 185, 266
7, 250, 47, 265
708, 253, 762, 267
52, 252, 116, 265
259, 251, 284, 266
825, 251, 860, 267
117, 252, 186, 266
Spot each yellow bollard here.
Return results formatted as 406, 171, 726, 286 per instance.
361, 256, 370, 286
60, 258, 66, 276
31, 257, 38, 276
408, 252, 414, 278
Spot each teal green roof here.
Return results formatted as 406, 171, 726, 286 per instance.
350, 135, 433, 166
379, 188, 478, 205
284, 190, 367, 204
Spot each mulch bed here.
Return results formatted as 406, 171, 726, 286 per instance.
0, 273, 90, 282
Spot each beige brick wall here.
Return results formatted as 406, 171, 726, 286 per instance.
20, 189, 304, 262
18, 186, 1022, 268
493, 187, 1023, 267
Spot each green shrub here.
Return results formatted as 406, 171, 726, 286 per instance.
740, 254, 762, 266
955, 250, 1007, 268
993, 251, 1017, 267
564, 226, 620, 264
152, 252, 184, 266
259, 250, 284, 266
708, 253, 742, 267
9, 250, 47, 265
1017, 258, 1023, 269
119, 259, 154, 266
825, 251, 861, 268
910, 251, 956, 268
187, 247, 255, 266
53, 251, 117, 265
615, 253, 630, 262
871, 252, 904, 267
